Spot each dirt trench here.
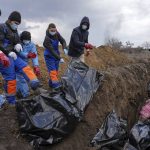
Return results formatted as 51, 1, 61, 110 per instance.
0, 62, 150, 150
39, 62, 149, 150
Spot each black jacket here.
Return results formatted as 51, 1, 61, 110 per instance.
68, 16, 90, 57
0, 21, 20, 56
43, 30, 67, 60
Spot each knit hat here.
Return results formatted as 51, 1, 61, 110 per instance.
20, 31, 31, 41
8, 11, 21, 24
48, 23, 56, 29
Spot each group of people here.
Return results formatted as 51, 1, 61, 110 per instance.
0, 10, 94, 105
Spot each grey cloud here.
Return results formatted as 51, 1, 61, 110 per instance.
1, 0, 150, 46
0, 0, 92, 22
21, 25, 40, 30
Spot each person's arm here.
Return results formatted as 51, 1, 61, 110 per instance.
43, 36, 61, 60
18, 50, 28, 58
85, 31, 89, 43
0, 26, 13, 55
84, 31, 93, 50
72, 30, 85, 48
13, 31, 21, 45
12, 31, 23, 53
0, 50, 10, 67
58, 33, 67, 49
31, 44, 39, 66
30, 43, 41, 77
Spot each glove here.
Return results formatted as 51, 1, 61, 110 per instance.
63, 49, 68, 55
8, 52, 17, 60
27, 52, 36, 58
33, 66, 41, 77
0, 51, 10, 67
14, 44, 22, 52
85, 43, 94, 49
60, 58, 65, 63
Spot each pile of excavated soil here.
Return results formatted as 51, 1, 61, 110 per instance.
0, 45, 135, 92
0, 46, 150, 150
85, 46, 133, 70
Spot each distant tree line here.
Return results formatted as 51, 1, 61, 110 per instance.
105, 37, 150, 52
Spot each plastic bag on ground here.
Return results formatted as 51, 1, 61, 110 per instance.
16, 93, 78, 146
123, 120, 150, 150
123, 142, 138, 150
62, 60, 102, 113
90, 110, 127, 150
16, 61, 103, 147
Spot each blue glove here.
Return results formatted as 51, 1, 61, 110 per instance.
64, 49, 68, 55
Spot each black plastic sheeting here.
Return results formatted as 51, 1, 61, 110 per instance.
62, 60, 101, 113
123, 120, 150, 150
16, 61, 103, 148
90, 110, 150, 150
90, 110, 128, 150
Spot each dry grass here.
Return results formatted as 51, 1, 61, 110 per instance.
0, 45, 133, 93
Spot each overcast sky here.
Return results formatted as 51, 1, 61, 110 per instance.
1, 0, 150, 47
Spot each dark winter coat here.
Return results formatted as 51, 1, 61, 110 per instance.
43, 30, 67, 60
0, 21, 20, 55
68, 16, 90, 57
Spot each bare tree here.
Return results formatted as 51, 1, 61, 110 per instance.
142, 41, 150, 50
125, 41, 134, 48
105, 37, 123, 50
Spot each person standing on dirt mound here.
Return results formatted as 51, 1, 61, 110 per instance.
0, 11, 40, 104
68, 16, 94, 63
16, 31, 41, 98
43, 23, 67, 90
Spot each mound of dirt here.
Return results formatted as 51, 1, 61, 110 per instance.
35, 45, 133, 88
86, 46, 133, 70
0, 46, 150, 150
0, 45, 139, 92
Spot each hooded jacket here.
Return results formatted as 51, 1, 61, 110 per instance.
43, 30, 67, 60
68, 16, 90, 57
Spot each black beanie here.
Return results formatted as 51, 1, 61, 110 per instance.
8, 11, 21, 24
20, 31, 31, 41
48, 23, 56, 29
